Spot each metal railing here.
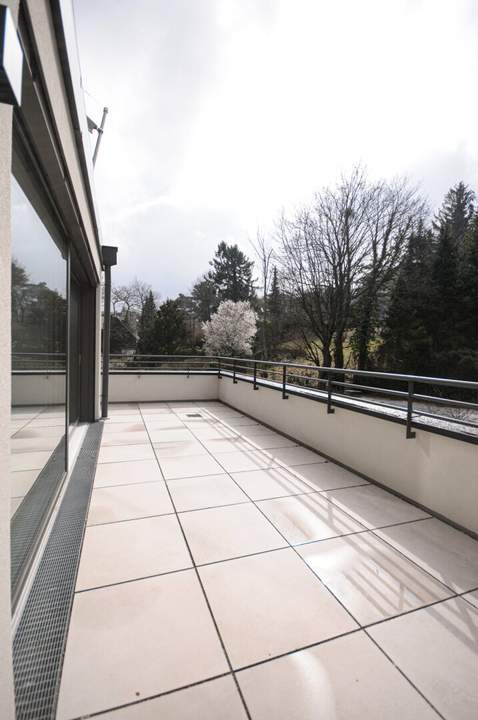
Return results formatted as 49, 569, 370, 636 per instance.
108, 354, 478, 443
12, 352, 66, 372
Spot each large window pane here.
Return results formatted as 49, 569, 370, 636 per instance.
10, 174, 67, 595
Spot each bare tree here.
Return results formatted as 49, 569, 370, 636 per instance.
111, 278, 160, 334
352, 177, 426, 368
250, 229, 274, 359
278, 168, 372, 366
277, 167, 425, 368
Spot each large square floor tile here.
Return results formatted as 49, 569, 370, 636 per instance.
148, 428, 195, 443
158, 453, 224, 480
100, 675, 247, 719
108, 403, 140, 413
270, 445, 327, 467
199, 548, 357, 668
180, 503, 286, 564
10, 469, 39, 498
94, 459, 164, 487
244, 433, 298, 450
298, 532, 451, 625
258, 493, 366, 545
291, 461, 369, 491
239, 630, 439, 720
144, 418, 185, 430
10, 451, 52, 472
102, 414, 144, 424
231, 466, 317, 500
375, 518, 478, 593
202, 437, 256, 454
101, 431, 150, 447
87, 481, 173, 525
464, 590, 478, 609
13, 426, 64, 439
11, 436, 60, 453
213, 449, 278, 473
168, 473, 249, 512
190, 426, 239, 440
76, 515, 191, 590
57, 571, 228, 719
369, 597, 478, 720
153, 440, 207, 458
323, 484, 430, 529
28, 417, 65, 427
102, 422, 146, 434
98, 443, 155, 464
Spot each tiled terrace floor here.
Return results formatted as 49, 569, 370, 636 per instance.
10, 404, 65, 516
57, 401, 478, 719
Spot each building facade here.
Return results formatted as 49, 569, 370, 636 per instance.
1, 2, 103, 714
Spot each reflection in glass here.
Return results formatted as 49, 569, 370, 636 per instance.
10, 174, 67, 559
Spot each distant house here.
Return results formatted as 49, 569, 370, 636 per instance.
109, 316, 137, 355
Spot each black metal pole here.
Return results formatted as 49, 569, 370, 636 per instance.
101, 264, 111, 418
282, 364, 289, 399
101, 246, 118, 418
93, 107, 108, 166
406, 381, 416, 439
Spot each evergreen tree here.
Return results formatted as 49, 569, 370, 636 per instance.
461, 215, 478, 362
433, 181, 475, 249
154, 299, 187, 354
209, 242, 255, 302
136, 290, 157, 354
191, 273, 218, 321
426, 222, 465, 375
380, 225, 434, 373
268, 266, 282, 354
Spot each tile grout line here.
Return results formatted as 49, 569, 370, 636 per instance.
67, 672, 234, 720
187, 407, 472, 598
190, 405, 457, 716
137, 403, 253, 720
94, 403, 478, 719
362, 629, 446, 720
199, 411, 460, 599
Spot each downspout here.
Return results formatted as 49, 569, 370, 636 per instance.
101, 245, 117, 418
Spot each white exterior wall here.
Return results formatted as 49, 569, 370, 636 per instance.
12, 374, 66, 407
219, 377, 478, 535
108, 374, 219, 403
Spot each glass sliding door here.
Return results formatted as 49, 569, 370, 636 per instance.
10, 173, 68, 601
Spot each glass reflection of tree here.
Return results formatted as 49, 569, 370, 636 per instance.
11, 258, 67, 371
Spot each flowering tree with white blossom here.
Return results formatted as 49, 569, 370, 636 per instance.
202, 300, 257, 356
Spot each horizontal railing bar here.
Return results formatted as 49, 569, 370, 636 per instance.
413, 408, 478, 429
215, 356, 478, 390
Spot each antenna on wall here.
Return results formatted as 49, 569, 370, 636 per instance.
87, 106, 108, 166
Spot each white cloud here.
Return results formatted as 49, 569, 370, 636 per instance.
75, 0, 478, 295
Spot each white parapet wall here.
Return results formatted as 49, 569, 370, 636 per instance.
12, 373, 66, 406
219, 375, 478, 536
108, 372, 219, 403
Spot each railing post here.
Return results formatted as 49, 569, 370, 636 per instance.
406, 381, 416, 439
218, 357, 222, 379
327, 374, 335, 414
282, 363, 289, 399
253, 361, 258, 390
233, 359, 237, 384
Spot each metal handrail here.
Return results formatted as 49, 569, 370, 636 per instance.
103, 353, 478, 442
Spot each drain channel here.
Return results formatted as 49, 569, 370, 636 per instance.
12, 422, 103, 720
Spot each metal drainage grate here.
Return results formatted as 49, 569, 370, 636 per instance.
186, 413, 202, 418
12, 422, 103, 720
11, 438, 66, 604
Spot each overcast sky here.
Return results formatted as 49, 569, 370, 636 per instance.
74, 0, 478, 298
